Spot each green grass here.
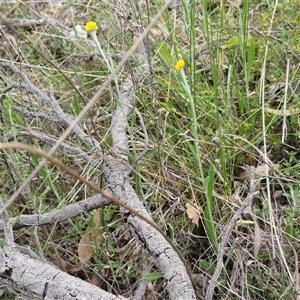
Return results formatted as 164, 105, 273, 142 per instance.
0, 0, 300, 299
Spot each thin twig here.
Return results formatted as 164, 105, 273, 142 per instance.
0, 18, 44, 28
14, 107, 61, 123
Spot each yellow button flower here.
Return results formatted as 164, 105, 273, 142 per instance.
174, 59, 185, 71
85, 21, 97, 33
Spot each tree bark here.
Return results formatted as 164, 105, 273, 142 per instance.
0, 245, 128, 300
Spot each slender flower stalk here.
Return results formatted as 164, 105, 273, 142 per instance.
174, 59, 204, 181
84, 21, 120, 100
85, 21, 114, 73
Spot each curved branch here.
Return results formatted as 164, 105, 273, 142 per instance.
0, 194, 109, 230
205, 167, 259, 300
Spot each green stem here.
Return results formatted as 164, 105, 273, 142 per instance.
91, 31, 113, 73
179, 69, 204, 182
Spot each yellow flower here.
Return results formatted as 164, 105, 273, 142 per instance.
174, 59, 185, 71
85, 21, 97, 33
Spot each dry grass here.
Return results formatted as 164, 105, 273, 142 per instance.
1, 1, 300, 299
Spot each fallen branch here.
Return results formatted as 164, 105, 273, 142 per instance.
0, 194, 109, 230
0, 245, 127, 300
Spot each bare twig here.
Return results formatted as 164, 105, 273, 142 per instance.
14, 106, 112, 124
0, 18, 44, 29
14, 107, 61, 123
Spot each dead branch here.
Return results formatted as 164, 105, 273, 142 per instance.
0, 194, 109, 230
0, 18, 44, 29
0, 245, 127, 300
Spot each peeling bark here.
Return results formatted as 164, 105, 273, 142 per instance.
0, 246, 127, 300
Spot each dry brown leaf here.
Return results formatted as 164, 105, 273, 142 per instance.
238, 164, 280, 181
78, 208, 103, 263
186, 201, 203, 226
150, 28, 162, 36
77, 231, 94, 263
273, 190, 283, 199
90, 275, 100, 286
264, 107, 300, 116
